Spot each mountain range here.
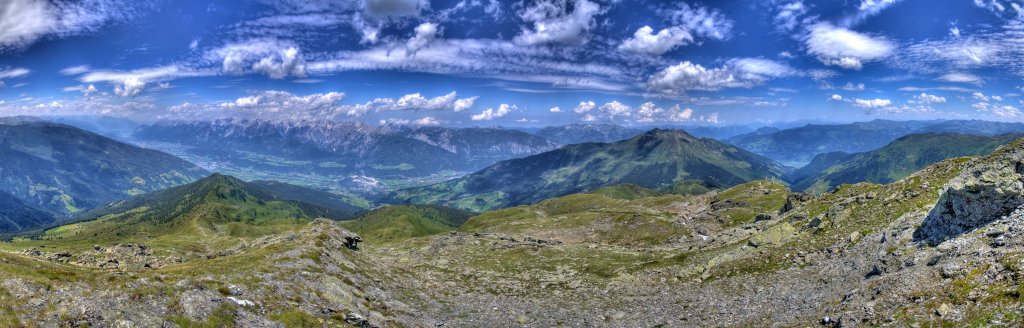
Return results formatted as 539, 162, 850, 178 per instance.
390, 129, 787, 212
789, 133, 1024, 193
728, 119, 1024, 166
131, 119, 562, 193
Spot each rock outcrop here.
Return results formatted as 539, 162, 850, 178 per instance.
917, 141, 1024, 244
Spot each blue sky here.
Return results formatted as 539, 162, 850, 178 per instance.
0, 0, 1023, 127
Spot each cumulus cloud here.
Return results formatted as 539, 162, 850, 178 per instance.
831, 94, 843, 101
407, 22, 439, 55
804, 23, 894, 70
549, 106, 562, 113
647, 58, 796, 94
113, 77, 144, 97
251, 47, 307, 79
635, 102, 694, 123
213, 39, 307, 79
219, 90, 346, 112
599, 101, 631, 118
514, 0, 601, 46
344, 91, 477, 116
851, 98, 892, 108
912, 93, 946, 104
618, 26, 692, 56
573, 101, 596, 113
471, 103, 516, 121
972, 101, 1023, 119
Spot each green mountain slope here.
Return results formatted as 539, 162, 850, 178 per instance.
390, 129, 787, 212
342, 205, 472, 243
792, 133, 1023, 193
0, 118, 207, 214
22, 174, 356, 252
0, 191, 55, 234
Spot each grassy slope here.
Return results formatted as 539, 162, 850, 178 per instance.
342, 205, 472, 243
6, 174, 354, 254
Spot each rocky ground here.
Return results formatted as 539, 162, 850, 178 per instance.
4, 142, 1024, 326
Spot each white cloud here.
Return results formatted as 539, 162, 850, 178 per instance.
79, 65, 198, 97
573, 101, 596, 113
407, 22, 439, 55
663, 3, 733, 40
218, 90, 346, 112
851, 98, 892, 108
212, 39, 306, 79
912, 93, 946, 104
0, 0, 144, 49
831, 94, 843, 101
251, 47, 306, 79
599, 101, 631, 118
452, 96, 477, 112
618, 26, 693, 56
936, 72, 982, 84
647, 58, 795, 94
804, 23, 894, 70
841, 82, 865, 91
514, 0, 601, 46
413, 116, 443, 126
0, 67, 29, 79
973, 92, 990, 102
345, 91, 478, 116
840, 0, 903, 27
471, 103, 516, 121
363, 0, 427, 17
635, 102, 694, 123
59, 65, 89, 75
774, 1, 808, 33
549, 106, 562, 113
306, 38, 626, 93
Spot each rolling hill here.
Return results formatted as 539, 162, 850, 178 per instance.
37, 174, 357, 250
341, 205, 472, 243
390, 129, 787, 212
0, 118, 208, 214
790, 133, 1024, 193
